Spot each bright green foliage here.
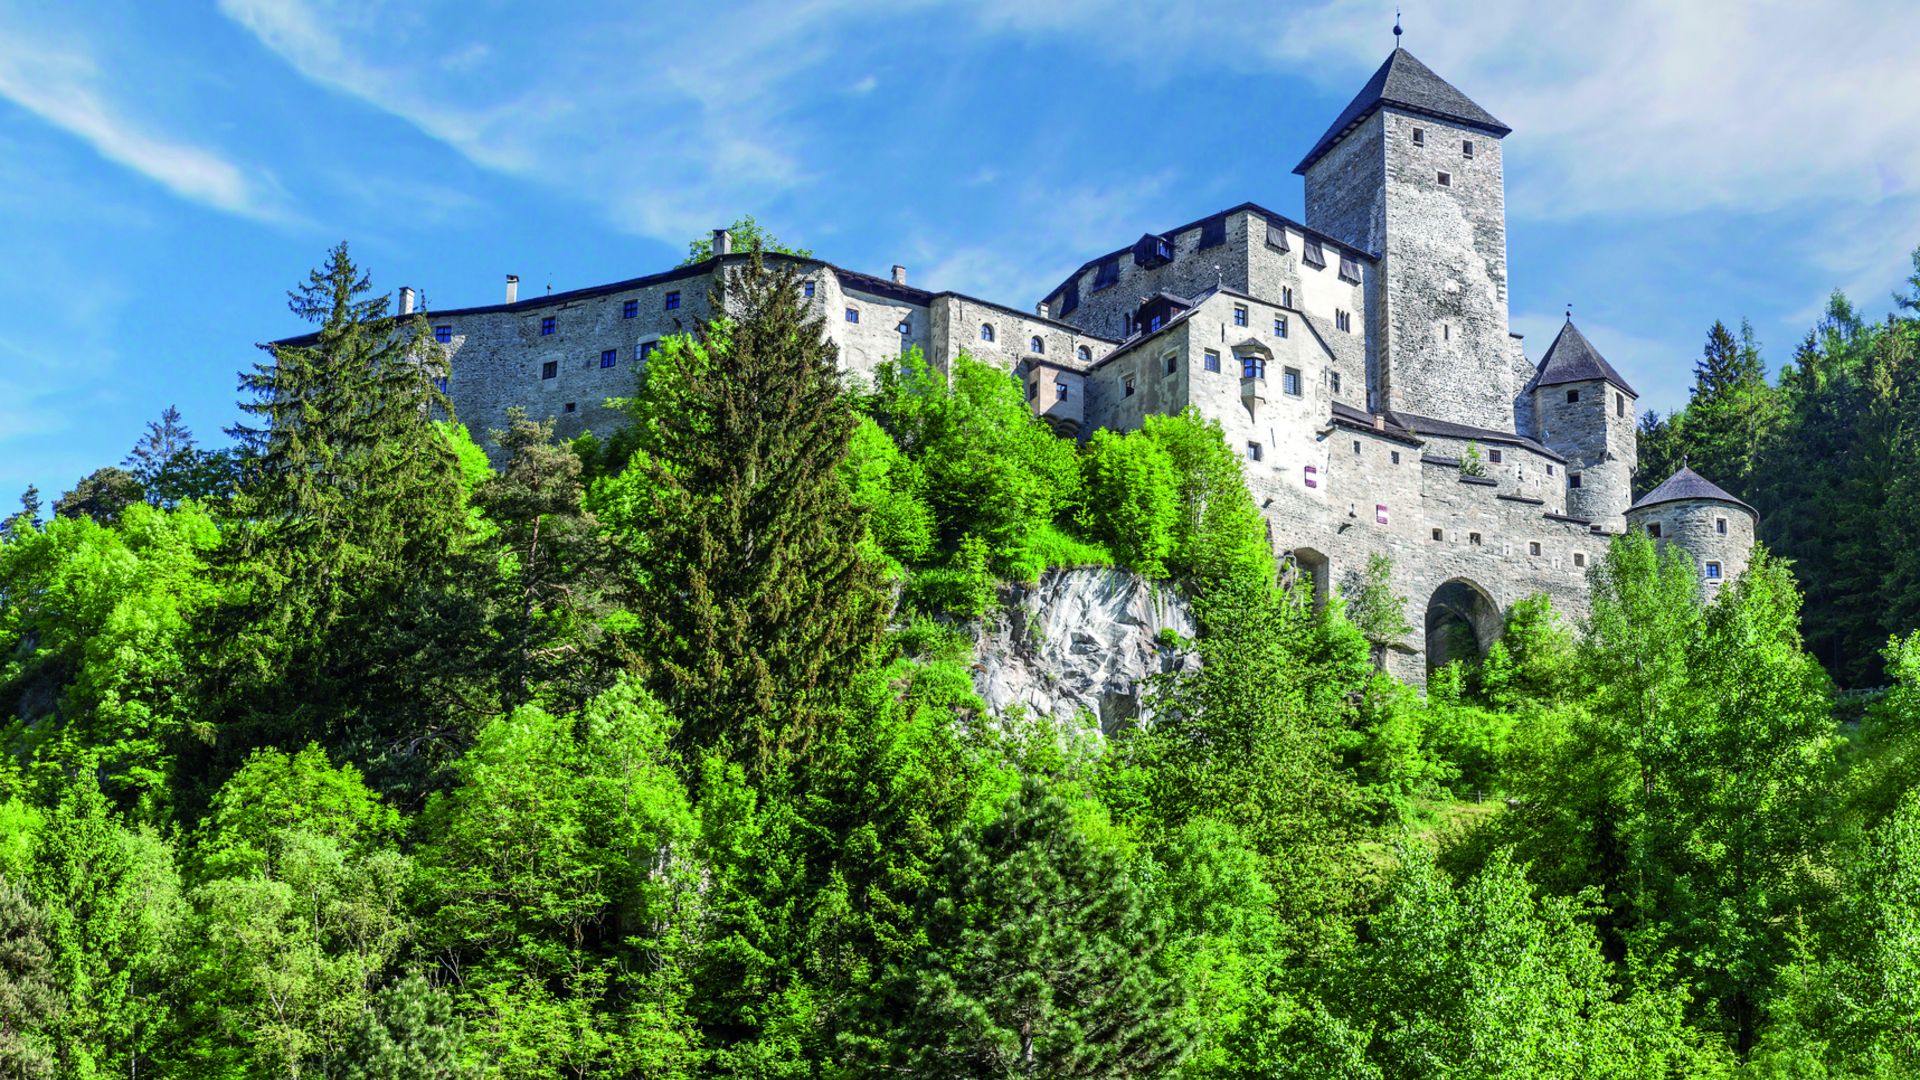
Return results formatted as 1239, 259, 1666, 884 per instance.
844, 416, 935, 568
1481, 593, 1577, 706
1082, 427, 1180, 577
0, 503, 218, 814
1309, 846, 1732, 1078
905, 532, 998, 617
1342, 552, 1413, 668
867, 349, 1083, 573
613, 254, 889, 767
27, 778, 184, 1079
415, 678, 701, 1076
1459, 441, 1489, 477
339, 975, 476, 1080
181, 746, 411, 1077
1131, 409, 1273, 586
883, 778, 1192, 1078
680, 215, 811, 266
0, 876, 61, 1079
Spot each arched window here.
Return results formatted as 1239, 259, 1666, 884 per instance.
1077, 345, 1092, 362
1029, 336, 1045, 355
979, 323, 995, 342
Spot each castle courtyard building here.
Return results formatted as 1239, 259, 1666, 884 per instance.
361, 47, 1755, 680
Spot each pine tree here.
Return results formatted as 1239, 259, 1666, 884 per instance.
0, 878, 62, 1079
625, 248, 887, 766
125, 404, 196, 500
1683, 320, 1777, 497
52, 467, 144, 525
889, 779, 1191, 1078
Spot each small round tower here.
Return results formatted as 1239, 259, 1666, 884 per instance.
1528, 319, 1637, 531
1624, 465, 1757, 596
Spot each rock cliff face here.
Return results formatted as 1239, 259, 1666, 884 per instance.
969, 568, 1195, 733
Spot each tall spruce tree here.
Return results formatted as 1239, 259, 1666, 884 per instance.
623, 248, 887, 765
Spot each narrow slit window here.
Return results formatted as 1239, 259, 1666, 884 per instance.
1716, 517, 1728, 535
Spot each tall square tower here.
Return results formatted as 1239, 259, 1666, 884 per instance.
1296, 49, 1515, 432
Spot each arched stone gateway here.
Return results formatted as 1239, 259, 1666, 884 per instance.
1282, 547, 1331, 611
1425, 578, 1501, 671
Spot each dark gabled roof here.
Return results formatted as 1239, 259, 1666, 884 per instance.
1387, 410, 1566, 463
1294, 48, 1511, 174
1331, 400, 1422, 445
1629, 466, 1756, 515
1041, 201, 1376, 310
1530, 319, 1636, 395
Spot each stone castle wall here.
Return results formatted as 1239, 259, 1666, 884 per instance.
1628, 500, 1757, 598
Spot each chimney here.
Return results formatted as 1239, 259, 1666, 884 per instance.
713, 229, 732, 257
398, 286, 415, 316
891, 264, 907, 285
1372, 414, 1385, 432
505, 275, 519, 304
1036, 301, 1050, 319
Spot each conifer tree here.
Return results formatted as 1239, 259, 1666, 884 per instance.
0, 877, 61, 1078
625, 248, 887, 765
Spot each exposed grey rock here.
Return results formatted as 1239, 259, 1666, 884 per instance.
969, 568, 1195, 734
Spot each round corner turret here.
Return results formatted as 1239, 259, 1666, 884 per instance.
1625, 466, 1757, 596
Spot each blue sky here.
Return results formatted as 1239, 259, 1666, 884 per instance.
2, 0, 1917, 503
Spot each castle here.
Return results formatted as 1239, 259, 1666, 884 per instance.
389, 46, 1755, 679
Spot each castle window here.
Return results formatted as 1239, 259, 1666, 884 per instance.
1647, 522, 1662, 538
1305, 464, 1318, 488
803, 281, 815, 298
623, 300, 638, 319
898, 320, 912, 335
1548, 464, 1555, 476
1716, 517, 1728, 535
1030, 336, 1045, 355
1335, 309, 1352, 332
1060, 280, 1080, 315
1275, 315, 1289, 338
1204, 349, 1221, 372
541, 360, 558, 380
1617, 392, 1625, 417
1529, 541, 1542, 556
1330, 372, 1341, 394
564, 402, 577, 413
1077, 345, 1092, 362
1303, 239, 1326, 269
1437, 171, 1452, 187
1283, 367, 1301, 396
1566, 389, 1580, 403
432, 376, 448, 393
1124, 376, 1136, 397
1027, 381, 1038, 401
1247, 441, 1263, 462
600, 349, 617, 369
1463, 140, 1474, 158
1489, 449, 1503, 464
1164, 353, 1178, 376
1432, 528, 1444, 541
541, 316, 555, 335
1412, 127, 1425, 146
1093, 256, 1120, 290
1241, 354, 1264, 379
1056, 380, 1068, 400
665, 291, 681, 310
980, 323, 994, 342
1391, 450, 1400, 464
1233, 304, 1249, 327
434, 325, 453, 344
637, 341, 658, 361
1376, 504, 1390, 524
1353, 440, 1361, 455
845, 307, 859, 323
1574, 552, 1586, 568
1706, 561, 1723, 579
1150, 314, 1163, 332
1568, 473, 1583, 489
1198, 215, 1227, 249
1469, 531, 1482, 545
1339, 255, 1362, 284
1282, 286, 1294, 307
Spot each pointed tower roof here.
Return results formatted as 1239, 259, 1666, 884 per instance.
1531, 319, 1637, 396
1294, 48, 1511, 174
1630, 466, 1755, 515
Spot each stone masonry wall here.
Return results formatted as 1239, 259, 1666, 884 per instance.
1535, 376, 1637, 531
1628, 500, 1757, 599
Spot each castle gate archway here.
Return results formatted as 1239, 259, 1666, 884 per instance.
1283, 547, 1331, 612
1425, 578, 1501, 672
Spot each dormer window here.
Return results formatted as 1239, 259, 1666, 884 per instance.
980, 323, 995, 342
1150, 314, 1162, 332
1029, 336, 1044, 354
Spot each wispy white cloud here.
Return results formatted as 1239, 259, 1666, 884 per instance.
0, 19, 293, 223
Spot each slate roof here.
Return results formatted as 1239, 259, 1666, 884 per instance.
1294, 48, 1511, 174
1387, 410, 1567, 463
1530, 319, 1637, 395
1630, 466, 1756, 515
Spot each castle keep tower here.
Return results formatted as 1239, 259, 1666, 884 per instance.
1296, 48, 1514, 431
1529, 319, 1638, 531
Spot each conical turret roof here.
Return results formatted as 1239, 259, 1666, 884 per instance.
1294, 48, 1511, 174
1531, 319, 1637, 396
1630, 465, 1755, 515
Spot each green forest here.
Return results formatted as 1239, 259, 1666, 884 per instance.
3, 242, 1920, 1078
